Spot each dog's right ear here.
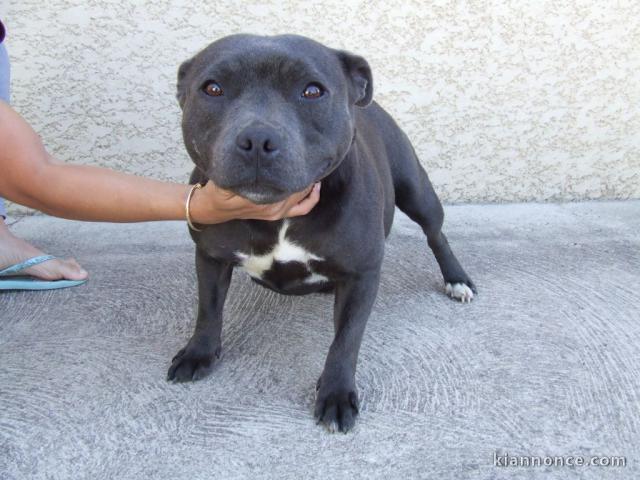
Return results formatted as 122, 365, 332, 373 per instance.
336, 50, 373, 107
176, 57, 195, 109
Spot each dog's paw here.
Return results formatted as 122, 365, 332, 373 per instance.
314, 379, 359, 433
445, 281, 475, 303
167, 341, 220, 382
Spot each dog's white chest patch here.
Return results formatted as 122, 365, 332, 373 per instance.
235, 220, 328, 284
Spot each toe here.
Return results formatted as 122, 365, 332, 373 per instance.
168, 361, 194, 382
339, 404, 357, 432
322, 402, 339, 433
59, 258, 88, 280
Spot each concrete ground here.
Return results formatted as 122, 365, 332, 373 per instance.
1, 201, 639, 480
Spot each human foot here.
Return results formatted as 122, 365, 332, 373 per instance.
0, 220, 87, 281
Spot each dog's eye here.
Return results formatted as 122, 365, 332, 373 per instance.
203, 81, 223, 97
302, 83, 324, 99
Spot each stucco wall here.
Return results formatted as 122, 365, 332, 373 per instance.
2, 0, 639, 213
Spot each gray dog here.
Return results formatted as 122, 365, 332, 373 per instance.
168, 34, 476, 433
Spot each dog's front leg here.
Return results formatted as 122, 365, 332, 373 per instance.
314, 266, 381, 433
168, 248, 233, 382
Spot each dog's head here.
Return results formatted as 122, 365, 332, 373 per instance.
177, 34, 373, 204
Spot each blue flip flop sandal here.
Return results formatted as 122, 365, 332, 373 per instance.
0, 255, 87, 291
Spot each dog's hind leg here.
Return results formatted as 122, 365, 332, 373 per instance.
391, 145, 476, 302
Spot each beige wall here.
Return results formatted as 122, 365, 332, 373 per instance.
2, 0, 639, 213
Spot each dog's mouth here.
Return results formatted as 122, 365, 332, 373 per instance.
232, 183, 291, 204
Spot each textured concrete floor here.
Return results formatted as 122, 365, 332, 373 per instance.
1, 201, 639, 480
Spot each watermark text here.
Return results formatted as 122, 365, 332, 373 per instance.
493, 452, 626, 468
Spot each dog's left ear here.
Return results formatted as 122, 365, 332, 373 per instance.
176, 57, 195, 109
336, 50, 373, 107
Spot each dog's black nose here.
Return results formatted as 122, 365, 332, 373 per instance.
236, 126, 280, 158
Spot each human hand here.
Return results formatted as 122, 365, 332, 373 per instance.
189, 181, 321, 225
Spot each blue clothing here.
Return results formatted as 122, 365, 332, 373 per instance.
0, 30, 10, 218
0, 41, 9, 103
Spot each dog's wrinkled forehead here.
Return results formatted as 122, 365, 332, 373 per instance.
190, 34, 343, 89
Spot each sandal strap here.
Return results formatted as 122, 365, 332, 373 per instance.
0, 255, 56, 276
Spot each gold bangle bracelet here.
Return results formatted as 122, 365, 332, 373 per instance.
186, 183, 204, 232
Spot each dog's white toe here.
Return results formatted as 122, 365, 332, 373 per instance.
445, 282, 474, 303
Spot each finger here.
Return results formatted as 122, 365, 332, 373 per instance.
284, 182, 321, 218
280, 184, 314, 206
